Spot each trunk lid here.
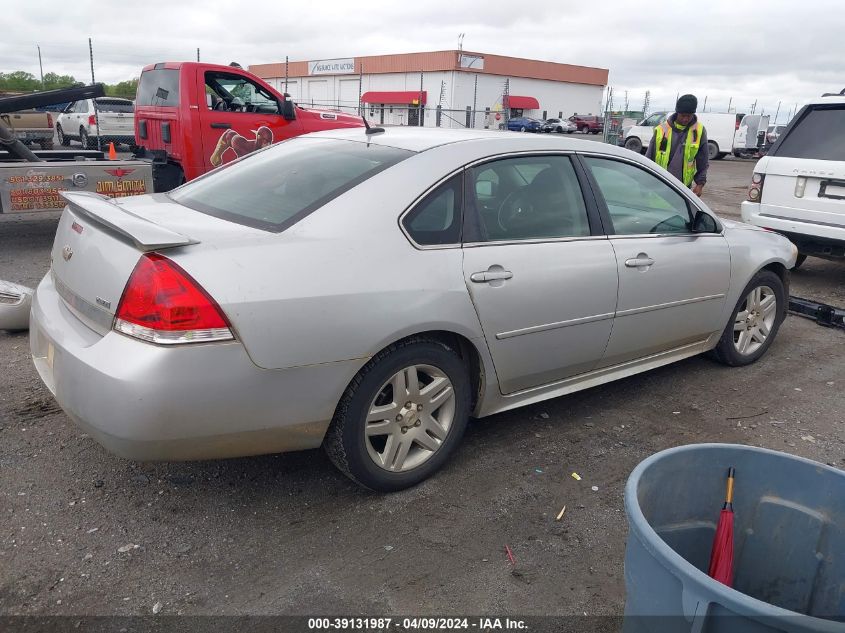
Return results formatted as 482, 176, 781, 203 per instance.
760, 157, 845, 227
761, 102, 845, 227
50, 191, 261, 336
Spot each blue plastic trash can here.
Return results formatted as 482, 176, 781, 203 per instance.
624, 443, 845, 632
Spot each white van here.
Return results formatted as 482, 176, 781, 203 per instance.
741, 91, 845, 266
619, 111, 739, 160
733, 114, 770, 157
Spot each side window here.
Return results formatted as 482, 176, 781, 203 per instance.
584, 157, 692, 235
205, 72, 280, 115
402, 174, 462, 246
467, 155, 590, 242
75, 101, 88, 113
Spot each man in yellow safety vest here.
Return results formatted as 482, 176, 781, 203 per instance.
646, 94, 709, 196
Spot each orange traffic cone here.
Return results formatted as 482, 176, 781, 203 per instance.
108, 142, 117, 160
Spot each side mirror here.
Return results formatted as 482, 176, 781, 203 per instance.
281, 95, 296, 121
692, 210, 718, 233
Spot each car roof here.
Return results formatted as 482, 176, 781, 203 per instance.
805, 94, 845, 106
303, 126, 629, 156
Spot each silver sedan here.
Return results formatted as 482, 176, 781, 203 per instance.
30, 128, 796, 491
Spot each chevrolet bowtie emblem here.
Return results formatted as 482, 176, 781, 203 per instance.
62, 245, 73, 261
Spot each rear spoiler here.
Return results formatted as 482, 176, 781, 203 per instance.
60, 191, 198, 251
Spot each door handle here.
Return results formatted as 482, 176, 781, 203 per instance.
625, 257, 655, 268
210, 122, 231, 129
470, 270, 513, 283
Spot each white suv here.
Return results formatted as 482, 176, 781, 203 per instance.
742, 91, 845, 267
56, 97, 135, 150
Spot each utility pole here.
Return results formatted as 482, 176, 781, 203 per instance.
197, 48, 200, 62
727, 96, 732, 113
642, 90, 650, 117
89, 37, 101, 152
37, 45, 44, 87
703, 95, 707, 112
419, 71, 424, 127
284, 56, 289, 93
358, 64, 364, 116
471, 73, 478, 129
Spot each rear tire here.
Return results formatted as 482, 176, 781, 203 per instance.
79, 128, 94, 150
323, 338, 471, 491
712, 270, 785, 367
707, 141, 719, 160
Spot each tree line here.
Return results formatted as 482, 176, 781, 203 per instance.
0, 71, 138, 99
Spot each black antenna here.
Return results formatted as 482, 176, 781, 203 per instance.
362, 115, 385, 135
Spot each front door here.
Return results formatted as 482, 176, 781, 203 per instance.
198, 71, 299, 173
462, 154, 619, 394
581, 155, 731, 367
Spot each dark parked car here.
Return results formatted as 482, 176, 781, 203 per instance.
507, 117, 542, 132
569, 115, 604, 134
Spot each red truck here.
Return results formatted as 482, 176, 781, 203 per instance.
134, 62, 364, 190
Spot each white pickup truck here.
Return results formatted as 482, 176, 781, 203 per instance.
619, 112, 740, 160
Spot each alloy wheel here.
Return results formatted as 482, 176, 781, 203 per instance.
364, 364, 456, 472
733, 285, 777, 356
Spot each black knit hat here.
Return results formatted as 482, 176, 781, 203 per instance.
676, 94, 698, 114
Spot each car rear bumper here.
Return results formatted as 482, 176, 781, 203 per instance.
741, 201, 845, 255
30, 272, 362, 461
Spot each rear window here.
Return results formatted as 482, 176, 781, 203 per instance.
95, 99, 134, 113
169, 138, 414, 232
773, 105, 845, 161
136, 69, 180, 107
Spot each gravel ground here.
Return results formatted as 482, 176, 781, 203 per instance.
1, 155, 843, 620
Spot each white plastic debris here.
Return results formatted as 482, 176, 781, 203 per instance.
0, 280, 33, 332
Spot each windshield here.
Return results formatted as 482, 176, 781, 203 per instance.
170, 138, 414, 232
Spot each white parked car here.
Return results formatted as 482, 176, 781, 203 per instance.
542, 118, 576, 134
742, 91, 845, 267
56, 97, 135, 149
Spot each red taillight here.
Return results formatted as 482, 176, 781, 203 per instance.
47, 113, 53, 128
747, 173, 765, 202
114, 253, 233, 345
88, 114, 96, 126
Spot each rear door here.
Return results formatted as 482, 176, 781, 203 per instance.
762, 102, 845, 228
461, 154, 619, 394
581, 154, 730, 367
198, 70, 301, 172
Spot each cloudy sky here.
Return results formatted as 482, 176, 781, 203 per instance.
6, 0, 842, 123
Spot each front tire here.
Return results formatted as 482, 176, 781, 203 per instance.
712, 270, 785, 367
624, 137, 642, 153
57, 125, 70, 146
324, 338, 471, 491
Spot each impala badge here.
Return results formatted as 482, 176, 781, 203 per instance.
62, 245, 73, 261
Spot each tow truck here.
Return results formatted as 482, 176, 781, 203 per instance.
0, 84, 155, 214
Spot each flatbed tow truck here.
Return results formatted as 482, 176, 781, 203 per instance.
0, 84, 155, 215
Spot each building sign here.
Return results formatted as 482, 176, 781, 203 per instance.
459, 54, 484, 70
308, 58, 356, 75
